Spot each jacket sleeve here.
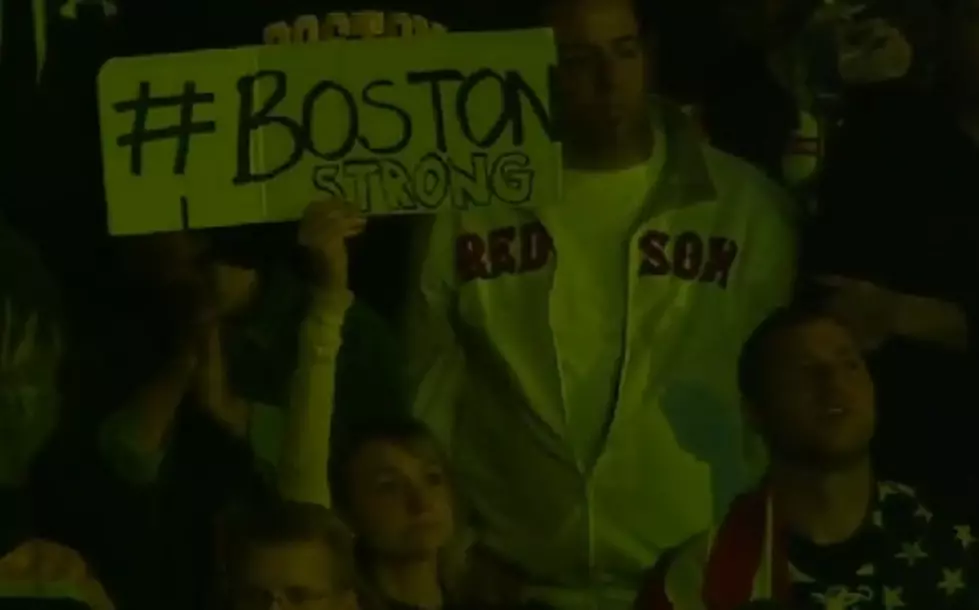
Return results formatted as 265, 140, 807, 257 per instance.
275, 290, 352, 507
402, 215, 465, 453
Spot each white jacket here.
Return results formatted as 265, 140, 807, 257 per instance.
404, 99, 798, 610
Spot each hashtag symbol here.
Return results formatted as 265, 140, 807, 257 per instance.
113, 81, 217, 176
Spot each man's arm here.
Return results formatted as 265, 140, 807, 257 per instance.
892, 293, 970, 351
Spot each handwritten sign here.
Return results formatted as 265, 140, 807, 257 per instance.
97, 29, 560, 236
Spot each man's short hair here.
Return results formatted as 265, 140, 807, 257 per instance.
737, 303, 839, 409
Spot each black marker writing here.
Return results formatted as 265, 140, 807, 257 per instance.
312, 150, 534, 214
114, 81, 217, 176
235, 68, 554, 186
405, 69, 463, 153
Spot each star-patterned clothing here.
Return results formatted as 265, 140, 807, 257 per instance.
635, 480, 978, 610
787, 481, 978, 610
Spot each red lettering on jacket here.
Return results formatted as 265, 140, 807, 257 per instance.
487, 226, 517, 277
700, 237, 739, 288
457, 233, 489, 282
673, 231, 703, 280
638, 230, 671, 276
639, 230, 739, 288
456, 222, 554, 283
519, 221, 552, 273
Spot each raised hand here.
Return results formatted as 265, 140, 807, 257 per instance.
298, 198, 367, 293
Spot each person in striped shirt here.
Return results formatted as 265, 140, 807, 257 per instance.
636, 304, 979, 610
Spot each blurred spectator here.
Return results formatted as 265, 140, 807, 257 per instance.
0, 215, 122, 610
699, 0, 917, 205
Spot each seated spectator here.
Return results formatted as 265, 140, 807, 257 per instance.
218, 500, 361, 610
327, 418, 471, 610
635, 305, 979, 609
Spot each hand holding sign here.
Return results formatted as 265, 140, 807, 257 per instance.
299, 198, 366, 292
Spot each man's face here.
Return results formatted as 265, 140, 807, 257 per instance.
550, 0, 650, 153
755, 317, 876, 469
235, 540, 358, 610
346, 439, 454, 560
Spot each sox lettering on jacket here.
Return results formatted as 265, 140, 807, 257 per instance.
456, 223, 739, 287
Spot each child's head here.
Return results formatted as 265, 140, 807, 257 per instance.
329, 417, 455, 563
223, 501, 360, 610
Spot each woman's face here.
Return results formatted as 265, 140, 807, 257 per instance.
234, 540, 359, 610
346, 439, 455, 560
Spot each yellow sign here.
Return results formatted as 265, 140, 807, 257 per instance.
97, 29, 560, 235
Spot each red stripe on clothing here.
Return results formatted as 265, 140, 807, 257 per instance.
702, 489, 769, 610
702, 486, 793, 609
